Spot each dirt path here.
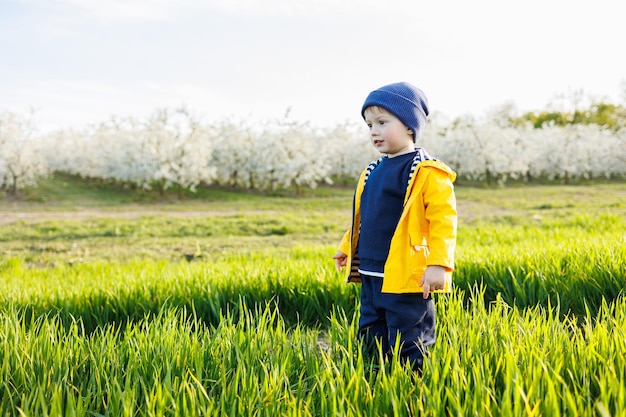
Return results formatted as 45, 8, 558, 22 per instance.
0, 209, 282, 226
0, 200, 486, 226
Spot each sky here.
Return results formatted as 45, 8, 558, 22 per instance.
1, 0, 625, 132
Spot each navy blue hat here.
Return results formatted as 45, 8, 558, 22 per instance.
361, 82, 429, 141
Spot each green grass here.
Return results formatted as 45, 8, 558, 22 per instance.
1, 177, 625, 416
3, 172, 353, 209
7, 173, 624, 216
2, 290, 625, 416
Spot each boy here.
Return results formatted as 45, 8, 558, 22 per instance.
332, 82, 457, 371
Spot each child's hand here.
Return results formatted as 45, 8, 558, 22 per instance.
420, 265, 446, 299
331, 251, 347, 272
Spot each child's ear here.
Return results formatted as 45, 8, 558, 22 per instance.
407, 129, 413, 136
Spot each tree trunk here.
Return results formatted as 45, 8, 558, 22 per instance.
10, 175, 18, 195
485, 168, 492, 186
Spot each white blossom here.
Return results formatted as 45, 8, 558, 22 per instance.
23, 108, 626, 193
0, 111, 49, 195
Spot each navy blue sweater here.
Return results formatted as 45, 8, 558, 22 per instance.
357, 151, 416, 274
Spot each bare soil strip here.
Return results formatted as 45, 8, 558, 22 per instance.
0, 210, 281, 226
0, 201, 486, 226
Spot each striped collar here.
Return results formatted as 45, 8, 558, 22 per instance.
363, 147, 435, 188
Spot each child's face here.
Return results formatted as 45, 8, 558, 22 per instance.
363, 106, 415, 157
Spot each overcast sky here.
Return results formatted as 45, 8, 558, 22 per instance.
1, 0, 625, 132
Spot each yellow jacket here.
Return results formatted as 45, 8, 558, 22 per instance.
338, 159, 457, 294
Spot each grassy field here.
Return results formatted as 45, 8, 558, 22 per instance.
1, 177, 625, 416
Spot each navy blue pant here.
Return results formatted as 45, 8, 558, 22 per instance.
358, 274, 436, 370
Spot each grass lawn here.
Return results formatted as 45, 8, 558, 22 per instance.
1, 176, 625, 416
1, 175, 624, 263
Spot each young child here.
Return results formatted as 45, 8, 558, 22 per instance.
332, 82, 457, 371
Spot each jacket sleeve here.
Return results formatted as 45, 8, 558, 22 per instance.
422, 168, 457, 271
338, 229, 351, 255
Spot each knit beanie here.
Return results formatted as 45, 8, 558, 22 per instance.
361, 82, 429, 141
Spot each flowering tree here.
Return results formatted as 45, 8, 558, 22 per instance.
40, 109, 216, 195
211, 119, 263, 189
320, 121, 378, 185
246, 118, 327, 193
211, 116, 337, 193
0, 111, 48, 195
139, 108, 216, 195
27, 106, 626, 194
424, 117, 626, 184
